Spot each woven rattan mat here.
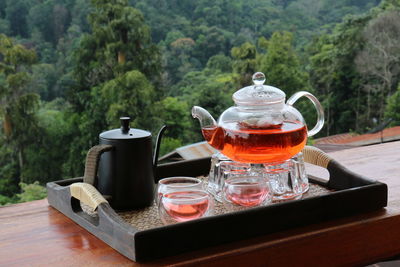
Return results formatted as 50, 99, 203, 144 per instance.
81, 178, 333, 231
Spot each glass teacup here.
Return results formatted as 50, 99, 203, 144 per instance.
223, 176, 272, 207
159, 190, 214, 224
156, 177, 213, 225
156, 176, 203, 205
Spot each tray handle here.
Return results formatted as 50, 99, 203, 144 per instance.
303, 146, 332, 168
303, 145, 377, 189
70, 182, 108, 210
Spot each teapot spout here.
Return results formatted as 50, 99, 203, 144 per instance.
192, 106, 217, 129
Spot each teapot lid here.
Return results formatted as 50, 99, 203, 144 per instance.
233, 72, 285, 106
100, 117, 151, 140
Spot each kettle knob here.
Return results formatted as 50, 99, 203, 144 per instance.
120, 117, 130, 134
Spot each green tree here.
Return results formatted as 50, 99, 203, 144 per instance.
22, 99, 73, 183
159, 137, 182, 157
384, 84, 400, 126
0, 1, 6, 18
65, 0, 162, 175
27, 0, 55, 44
70, 0, 91, 33
16, 182, 47, 203
152, 96, 191, 155
0, 34, 40, 184
192, 26, 233, 66
258, 31, 318, 133
173, 70, 235, 143
94, 70, 155, 129
5, 0, 31, 38
258, 31, 309, 97
231, 42, 257, 88
308, 13, 371, 134
29, 64, 58, 101
70, 0, 161, 111
0, 18, 10, 35
163, 30, 184, 46
355, 11, 400, 122
0, 140, 18, 197
27, 0, 71, 46
154, 96, 190, 140
205, 54, 232, 74
165, 37, 198, 84
308, 36, 336, 136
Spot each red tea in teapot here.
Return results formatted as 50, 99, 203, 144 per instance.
202, 121, 307, 163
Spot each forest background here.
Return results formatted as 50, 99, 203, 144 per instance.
1, 0, 400, 204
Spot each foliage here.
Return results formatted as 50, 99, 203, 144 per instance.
384, 84, 400, 126
65, 0, 162, 175
308, 13, 372, 134
69, 0, 161, 110
5, 0, 31, 38
0, 141, 19, 196
153, 96, 190, 140
16, 182, 47, 203
258, 31, 309, 97
22, 99, 73, 183
0, 180, 47, 206
0, 0, 394, 204
0, 34, 40, 185
0, 194, 14, 205
308, 1, 400, 135
355, 10, 400, 121
94, 70, 156, 129
159, 137, 182, 157
205, 54, 233, 73
231, 42, 257, 88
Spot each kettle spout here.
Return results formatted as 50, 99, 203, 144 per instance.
191, 106, 217, 129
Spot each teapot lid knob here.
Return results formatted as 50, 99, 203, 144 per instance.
252, 72, 266, 86
233, 72, 285, 105
120, 117, 130, 134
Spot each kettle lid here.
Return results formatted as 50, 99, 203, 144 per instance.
233, 72, 285, 106
99, 117, 151, 140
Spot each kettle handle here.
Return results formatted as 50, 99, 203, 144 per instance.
83, 144, 114, 185
287, 91, 325, 137
153, 125, 167, 176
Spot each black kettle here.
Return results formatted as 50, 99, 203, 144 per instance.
83, 117, 166, 210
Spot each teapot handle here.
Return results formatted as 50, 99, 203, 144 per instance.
287, 91, 324, 137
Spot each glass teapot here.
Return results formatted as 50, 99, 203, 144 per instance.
192, 72, 324, 164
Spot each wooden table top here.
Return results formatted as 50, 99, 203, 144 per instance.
1, 141, 400, 267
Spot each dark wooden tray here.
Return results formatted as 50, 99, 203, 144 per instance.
46, 147, 387, 262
